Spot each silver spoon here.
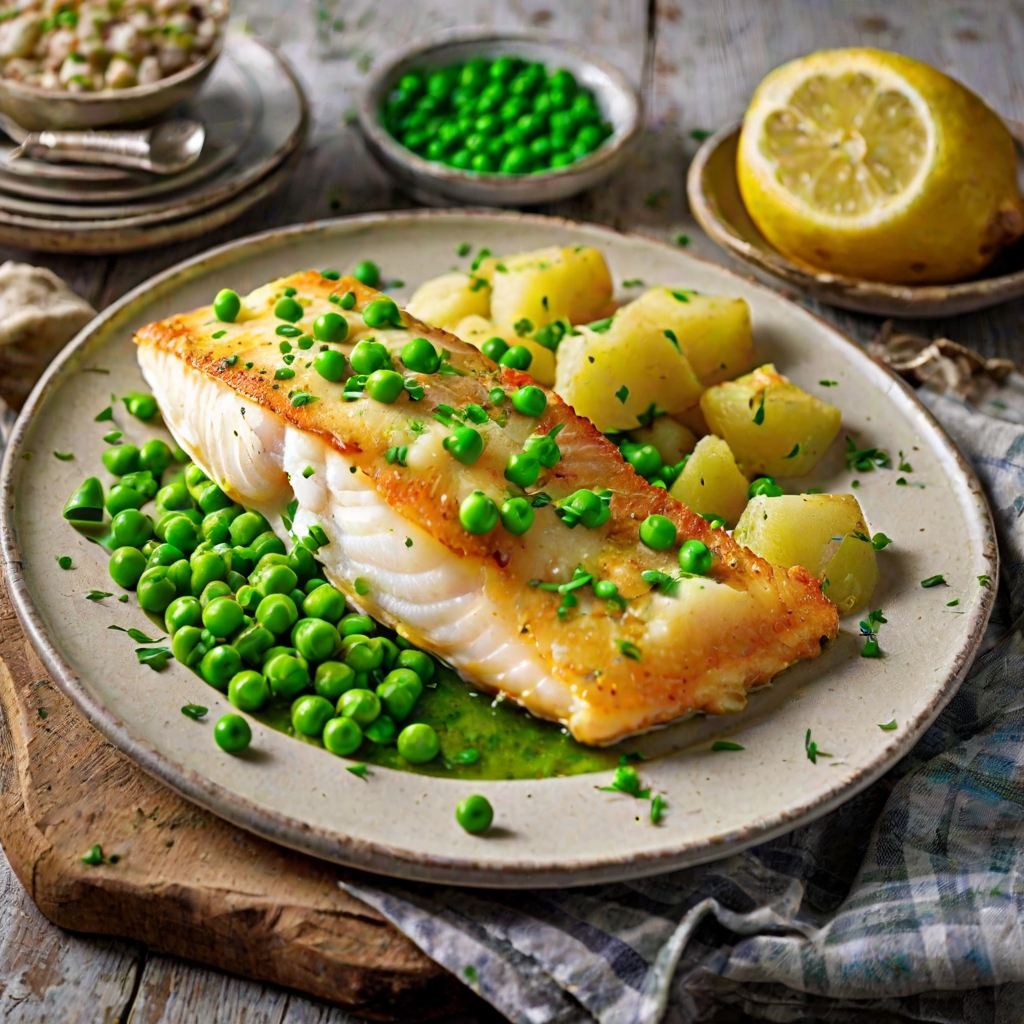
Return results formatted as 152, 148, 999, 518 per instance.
2, 116, 205, 175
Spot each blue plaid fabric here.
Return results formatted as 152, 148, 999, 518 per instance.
342, 383, 1024, 1024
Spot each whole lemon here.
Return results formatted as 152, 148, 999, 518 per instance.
737, 48, 1024, 284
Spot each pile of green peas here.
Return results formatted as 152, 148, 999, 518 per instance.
65, 445, 446, 768
382, 57, 613, 175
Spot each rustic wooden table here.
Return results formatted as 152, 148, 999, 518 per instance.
1, 1, 1021, 1020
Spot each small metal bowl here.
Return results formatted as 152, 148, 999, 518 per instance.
0, 34, 224, 131
358, 28, 641, 207
688, 120, 1024, 319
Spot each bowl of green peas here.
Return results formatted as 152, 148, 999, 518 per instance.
357, 29, 641, 206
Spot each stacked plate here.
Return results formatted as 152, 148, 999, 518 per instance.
0, 32, 307, 254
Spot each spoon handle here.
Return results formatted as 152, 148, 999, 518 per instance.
10, 126, 156, 171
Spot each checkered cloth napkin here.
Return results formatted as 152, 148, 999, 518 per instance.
342, 363, 1024, 1024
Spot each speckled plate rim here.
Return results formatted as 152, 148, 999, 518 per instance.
0, 210, 999, 888
688, 121, 1024, 318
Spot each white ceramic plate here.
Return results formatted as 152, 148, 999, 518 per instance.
0, 33, 305, 240
0, 211, 997, 888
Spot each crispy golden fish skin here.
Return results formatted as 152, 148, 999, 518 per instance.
135, 271, 839, 746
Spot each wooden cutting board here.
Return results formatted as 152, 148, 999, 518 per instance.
0, 575, 473, 1021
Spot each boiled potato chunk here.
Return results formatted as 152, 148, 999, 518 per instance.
628, 417, 698, 466
487, 246, 614, 336
669, 435, 749, 526
451, 314, 556, 386
611, 287, 754, 386
700, 363, 841, 476
733, 493, 878, 613
555, 321, 703, 432
406, 272, 490, 331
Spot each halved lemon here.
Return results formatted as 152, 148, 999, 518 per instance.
737, 48, 1024, 284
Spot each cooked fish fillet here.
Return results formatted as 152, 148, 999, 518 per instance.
135, 271, 839, 746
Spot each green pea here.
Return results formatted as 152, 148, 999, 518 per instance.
450, 148, 473, 169
202, 596, 244, 638
251, 530, 287, 558
500, 497, 534, 536
323, 715, 362, 756
443, 426, 484, 466
340, 614, 375, 637
377, 668, 423, 722
352, 260, 380, 288
499, 345, 532, 370
287, 543, 318, 584
459, 491, 499, 535
195, 481, 232, 515
163, 515, 199, 554
593, 579, 619, 600
227, 570, 247, 593
213, 289, 241, 323
397, 722, 440, 764
109, 508, 152, 549
291, 694, 335, 737
748, 477, 783, 499
559, 488, 611, 529
214, 713, 251, 753
470, 152, 495, 173
511, 385, 546, 417
289, 588, 308, 611
274, 296, 303, 323
349, 339, 390, 375
234, 621, 274, 665
400, 336, 440, 374
549, 151, 575, 169
502, 453, 539, 491
253, 552, 289, 574
364, 715, 397, 745
292, 618, 340, 662
200, 645, 242, 691
344, 638, 384, 673
229, 511, 269, 547
396, 649, 434, 682
169, 624, 202, 667
109, 546, 147, 589
190, 551, 226, 595
167, 559, 193, 595
106, 484, 145, 516
256, 592, 299, 635
338, 688, 381, 726
455, 794, 493, 834
313, 311, 348, 343
235, 584, 260, 614
228, 670, 270, 712
575, 123, 603, 152
313, 348, 347, 383
253, 563, 298, 598
499, 145, 533, 175
120, 470, 158, 500
199, 580, 233, 608
489, 56, 517, 82
102, 443, 140, 476
265, 652, 310, 699
365, 369, 405, 404
137, 439, 173, 475
313, 661, 356, 702
303, 584, 346, 624
165, 595, 202, 634
679, 539, 713, 575
377, 636, 400, 671
523, 432, 561, 469
127, 393, 158, 421
481, 336, 508, 362
639, 514, 677, 551
529, 135, 554, 163
156, 481, 192, 514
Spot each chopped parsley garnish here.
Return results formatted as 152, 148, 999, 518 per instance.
896, 477, 926, 488
615, 385, 629, 404
752, 392, 766, 425
135, 646, 171, 670
819, 379, 838, 387
56, 556, 72, 569
641, 569, 681, 595
463, 965, 478, 983
783, 443, 801, 459
898, 451, 913, 472
53, 451, 74, 461
978, 575, 992, 587
302, 465, 315, 478
587, 316, 614, 333
346, 763, 369, 778
470, 248, 491, 271
622, 278, 644, 288
212, 330, 227, 339
457, 242, 471, 257
109, 625, 164, 643
85, 590, 112, 601
600, 764, 649, 799
946, 599, 960, 607
80, 844, 105, 866
920, 574, 947, 588
102, 431, 123, 444
860, 608, 886, 658
616, 639, 642, 661
670, 290, 693, 303
804, 728, 832, 764
529, 492, 553, 508
690, 128, 712, 140
404, 379, 425, 401
674, 234, 690, 247
513, 318, 533, 337
650, 794, 666, 824
275, 367, 295, 380
635, 402, 666, 429
845, 436, 890, 472
385, 445, 408, 466
405, 537, 413, 548
290, 392, 320, 407
181, 704, 208, 720
663, 328, 680, 351
878, 719, 898, 731
711, 740, 745, 751
94, 406, 114, 422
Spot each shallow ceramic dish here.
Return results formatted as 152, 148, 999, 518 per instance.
0, 30, 224, 131
0, 33, 307, 253
0, 211, 997, 888
688, 121, 1024, 318
357, 29, 640, 207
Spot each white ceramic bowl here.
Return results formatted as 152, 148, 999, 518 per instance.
357, 28, 641, 207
